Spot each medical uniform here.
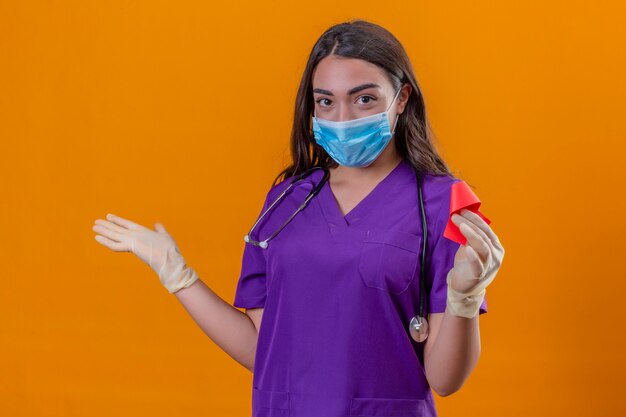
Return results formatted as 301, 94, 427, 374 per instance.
233, 158, 487, 417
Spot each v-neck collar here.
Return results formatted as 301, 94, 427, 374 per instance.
317, 158, 408, 228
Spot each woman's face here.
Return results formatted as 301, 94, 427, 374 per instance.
311, 55, 409, 125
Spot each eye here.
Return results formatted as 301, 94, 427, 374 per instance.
315, 98, 332, 107
357, 95, 376, 104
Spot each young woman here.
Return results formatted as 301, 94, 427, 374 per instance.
93, 19, 504, 417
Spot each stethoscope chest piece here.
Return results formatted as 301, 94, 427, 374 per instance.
409, 315, 429, 343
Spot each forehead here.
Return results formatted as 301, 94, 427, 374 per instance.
312, 56, 389, 92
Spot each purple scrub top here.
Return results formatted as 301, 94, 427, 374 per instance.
233, 158, 487, 417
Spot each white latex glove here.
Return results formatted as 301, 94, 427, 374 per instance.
93, 213, 199, 294
445, 209, 505, 318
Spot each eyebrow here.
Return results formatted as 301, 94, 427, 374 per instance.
312, 83, 381, 96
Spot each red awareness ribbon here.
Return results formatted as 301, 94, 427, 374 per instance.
443, 180, 491, 245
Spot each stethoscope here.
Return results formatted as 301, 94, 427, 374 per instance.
243, 164, 430, 343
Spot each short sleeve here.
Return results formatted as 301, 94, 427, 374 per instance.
427, 180, 488, 315
232, 189, 274, 309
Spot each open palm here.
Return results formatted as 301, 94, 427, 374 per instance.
92, 213, 197, 294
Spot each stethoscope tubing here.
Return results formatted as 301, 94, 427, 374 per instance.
244, 163, 429, 342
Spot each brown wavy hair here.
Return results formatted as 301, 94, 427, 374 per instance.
272, 19, 457, 187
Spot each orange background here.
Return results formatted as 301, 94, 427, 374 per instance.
1, 1, 625, 416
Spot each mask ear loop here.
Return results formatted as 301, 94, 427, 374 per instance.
391, 113, 400, 135
389, 86, 403, 135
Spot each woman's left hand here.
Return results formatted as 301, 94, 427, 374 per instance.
448, 208, 505, 295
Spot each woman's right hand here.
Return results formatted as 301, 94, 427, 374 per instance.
92, 213, 199, 293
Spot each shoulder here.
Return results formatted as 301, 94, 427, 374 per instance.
422, 173, 461, 208
422, 172, 462, 196
264, 167, 325, 202
421, 173, 463, 234
265, 174, 297, 202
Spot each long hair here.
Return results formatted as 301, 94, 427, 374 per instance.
272, 19, 457, 186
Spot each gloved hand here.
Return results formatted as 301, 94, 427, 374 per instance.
446, 209, 504, 318
93, 213, 199, 294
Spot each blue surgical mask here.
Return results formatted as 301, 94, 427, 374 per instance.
312, 87, 402, 167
